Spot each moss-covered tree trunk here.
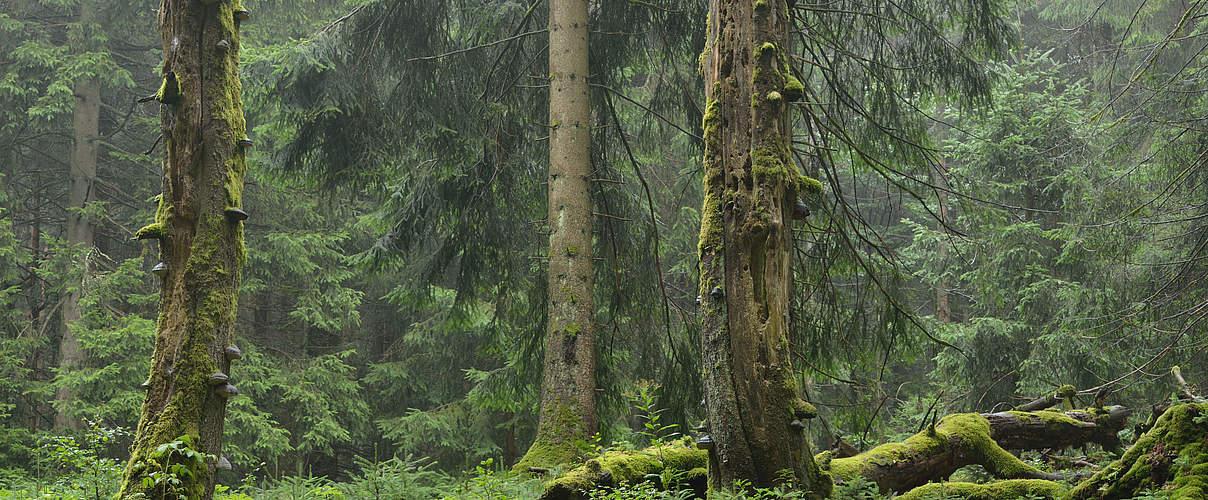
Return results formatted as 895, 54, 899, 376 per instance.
697, 0, 827, 495
118, 0, 249, 497
516, 0, 596, 471
54, 1, 99, 430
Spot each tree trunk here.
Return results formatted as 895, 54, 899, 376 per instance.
118, 0, 250, 497
516, 0, 596, 470
932, 102, 951, 324
827, 406, 1130, 494
698, 0, 828, 495
54, 1, 100, 428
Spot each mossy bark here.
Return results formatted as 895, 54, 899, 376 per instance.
516, 0, 596, 471
118, 0, 249, 498
898, 479, 1068, 500
539, 439, 708, 500
55, 0, 99, 430
1067, 403, 1208, 499
698, 0, 827, 495
825, 407, 1129, 494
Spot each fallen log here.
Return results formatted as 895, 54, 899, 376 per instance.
897, 479, 1068, 500
1066, 402, 1208, 499
538, 438, 707, 500
1014, 384, 1078, 411
825, 406, 1129, 493
538, 407, 1128, 498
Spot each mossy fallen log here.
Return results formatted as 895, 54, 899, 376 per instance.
1066, 403, 1208, 499
1015, 385, 1079, 411
538, 438, 707, 500
898, 479, 1069, 500
825, 406, 1129, 493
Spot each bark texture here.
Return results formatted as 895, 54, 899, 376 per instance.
516, 0, 596, 471
118, 0, 249, 497
698, 0, 827, 494
826, 406, 1129, 494
55, 1, 100, 429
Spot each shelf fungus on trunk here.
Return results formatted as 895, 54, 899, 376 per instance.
224, 345, 243, 360
213, 383, 239, 399
208, 372, 229, 386
151, 262, 169, 278
224, 208, 249, 222
793, 200, 811, 219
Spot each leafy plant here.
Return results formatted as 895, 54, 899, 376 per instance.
141, 434, 215, 500
35, 419, 127, 500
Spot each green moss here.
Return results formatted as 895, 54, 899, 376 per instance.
897, 479, 1067, 500
515, 399, 591, 472
566, 246, 579, 257
541, 438, 707, 500
782, 74, 805, 102
135, 223, 164, 241
1057, 384, 1077, 399
1068, 403, 1208, 499
828, 413, 1046, 485
155, 73, 180, 104
766, 90, 782, 102
135, 194, 173, 241
751, 146, 803, 192
790, 398, 817, 419
756, 42, 776, 58
800, 176, 823, 197
1003, 409, 1084, 429
698, 99, 724, 259
753, 0, 769, 9
565, 323, 581, 337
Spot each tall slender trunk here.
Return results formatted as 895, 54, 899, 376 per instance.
119, 0, 250, 497
55, 1, 100, 428
27, 163, 42, 433
515, 0, 596, 471
933, 102, 951, 324
698, 0, 829, 495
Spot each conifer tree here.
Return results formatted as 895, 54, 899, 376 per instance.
54, 0, 100, 430
516, 0, 597, 470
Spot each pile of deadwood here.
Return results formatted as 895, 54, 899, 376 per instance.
536, 369, 1207, 499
